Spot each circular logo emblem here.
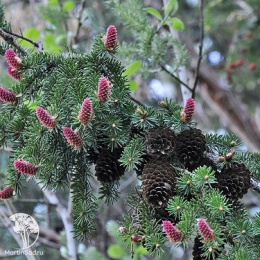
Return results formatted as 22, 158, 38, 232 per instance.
9, 213, 39, 249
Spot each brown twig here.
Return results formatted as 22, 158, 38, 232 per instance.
2, 28, 43, 50
74, 0, 87, 44
57, 0, 69, 35
129, 94, 145, 107
192, 0, 204, 98
160, 64, 193, 92
0, 28, 28, 55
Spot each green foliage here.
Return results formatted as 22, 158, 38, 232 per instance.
252, 212, 260, 235
203, 189, 231, 219
0, 27, 134, 240
174, 201, 197, 242
205, 133, 241, 154
106, 0, 187, 80
71, 159, 97, 241
165, 17, 185, 31
145, 7, 162, 21
192, 166, 216, 189
119, 136, 146, 171
106, 220, 148, 260
163, 0, 179, 17
167, 195, 188, 219
176, 172, 193, 195
123, 60, 142, 78
0, 1, 260, 259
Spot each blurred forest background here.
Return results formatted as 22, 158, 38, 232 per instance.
0, 0, 260, 259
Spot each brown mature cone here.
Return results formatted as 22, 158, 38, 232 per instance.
192, 236, 205, 260
95, 148, 125, 183
197, 156, 219, 173
145, 127, 176, 159
215, 162, 251, 201
142, 160, 176, 208
176, 128, 206, 171
135, 153, 151, 176
153, 207, 178, 225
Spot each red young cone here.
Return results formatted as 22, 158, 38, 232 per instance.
5, 49, 22, 69
0, 187, 14, 200
248, 63, 256, 70
63, 127, 83, 149
104, 25, 118, 51
234, 59, 244, 67
78, 98, 93, 126
197, 219, 215, 242
181, 98, 195, 123
7, 66, 22, 81
98, 77, 111, 102
14, 159, 37, 176
162, 220, 182, 242
36, 106, 56, 130
0, 87, 17, 104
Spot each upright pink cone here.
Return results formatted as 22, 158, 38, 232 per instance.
78, 98, 92, 126
162, 220, 182, 242
0, 87, 16, 104
36, 107, 56, 130
97, 77, 111, 102
5, 49, 22, 69
104, 25, 118, 51
197, 219, 215, 242
0, 187, 14, 200
63, 127, 83, 149
14, 159, 37, 176
181, 98, 195, 123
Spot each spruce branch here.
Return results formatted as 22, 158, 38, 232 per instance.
0, 28, 28, 55
192, 0, 204, 98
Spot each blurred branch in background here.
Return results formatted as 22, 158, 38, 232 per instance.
192, 0, 204, 98
39, 186, 77, 260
